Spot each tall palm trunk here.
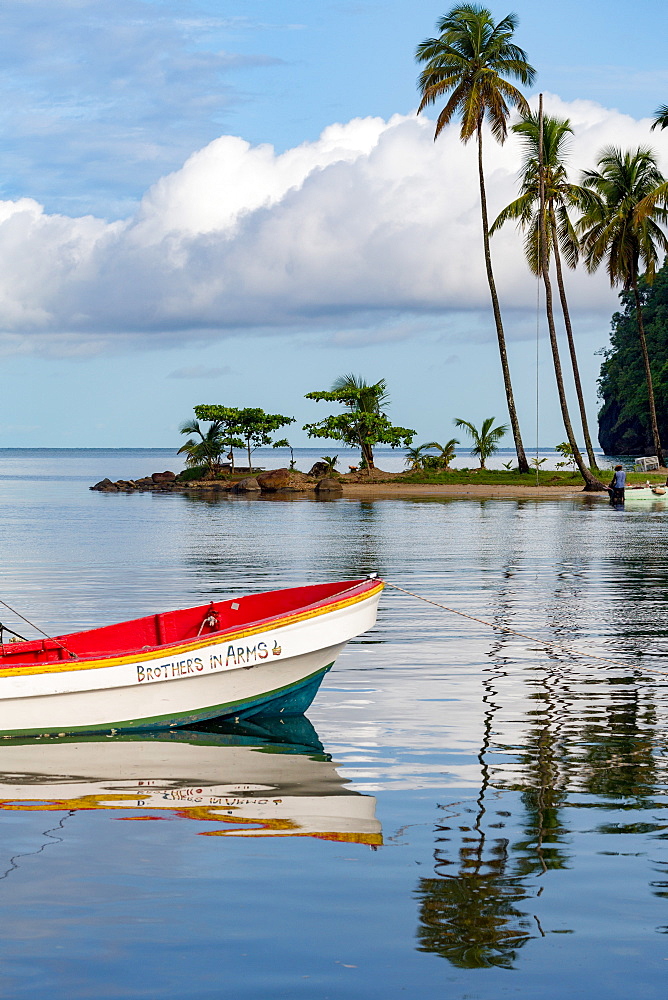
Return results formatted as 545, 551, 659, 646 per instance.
477, 124, 530, 474
540, 256, 604, 490
550, 217, 599, 469
631, 279, 665, 467
537, 100, 605, 492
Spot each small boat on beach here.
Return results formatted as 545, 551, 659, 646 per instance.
622, 485, 668, 505
0, 578, 383, 738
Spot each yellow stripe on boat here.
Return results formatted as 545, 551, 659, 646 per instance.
0, 582, 384, 679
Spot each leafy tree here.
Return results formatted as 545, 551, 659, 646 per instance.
195, 405, 294, 471
491, 110, 599, 472
304, 375, 415, 474
415, 4, 534, 474
554, 441, 577, 470
578, 146, 668, 467
237, 408, 295, 471
177, 419, 226, 475
597, 264, 668, 454
454, 416, 508, 468
273, 438, 296, 470
193, 405, 244, 472
329, 373, 391, 468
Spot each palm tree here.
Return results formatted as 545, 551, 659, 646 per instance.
320, 455, 339, 474
405, 444, 430, 470
415, 4, 535, 474
422, 438, 460, 468
454, 416, 508, 468
650, 105, 668, 131
178, 419, 225, 474
491, 110, 600, 472
578, 146, 668, 467
635, 110, 668, 223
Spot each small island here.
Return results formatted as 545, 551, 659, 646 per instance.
91, 463, 668, 501
90, 381, 668, 500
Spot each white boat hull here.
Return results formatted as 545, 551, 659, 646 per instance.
0, 584, 382, 737
622, 487, 668, 504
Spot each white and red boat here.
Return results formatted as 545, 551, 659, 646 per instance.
0, 578, 383, 737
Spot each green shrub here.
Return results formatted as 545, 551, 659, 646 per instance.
177, 466, 207, 482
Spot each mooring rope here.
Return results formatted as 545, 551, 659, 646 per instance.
382, 580, 668, 679
0, 598, 77, 659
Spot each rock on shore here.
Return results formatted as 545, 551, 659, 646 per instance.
90, 468, 327, 494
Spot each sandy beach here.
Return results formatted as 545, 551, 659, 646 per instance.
339, 481, 595, 499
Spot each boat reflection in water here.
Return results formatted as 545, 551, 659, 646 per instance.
0, 716, 382, 846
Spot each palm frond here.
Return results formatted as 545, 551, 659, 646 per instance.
577, 145, 667, 287
416, 5, 534, 147
489, 192, 534, 234
651, 104, 668, 131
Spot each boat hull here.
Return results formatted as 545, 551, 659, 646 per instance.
623, 487, 668, 504
0, 580, 382, 737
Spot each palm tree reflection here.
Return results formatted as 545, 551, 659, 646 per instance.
415, 551, 666, 968
416, 570, 572, 968
415, 665, 546, 969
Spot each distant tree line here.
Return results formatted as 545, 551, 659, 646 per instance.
598, 262, 668, 455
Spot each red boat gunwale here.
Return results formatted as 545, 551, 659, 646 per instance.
0, 578, 382, 669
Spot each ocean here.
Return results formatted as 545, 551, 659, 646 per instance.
0, 448, 666, 999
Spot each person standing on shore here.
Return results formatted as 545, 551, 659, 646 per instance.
609, 464, 626, 505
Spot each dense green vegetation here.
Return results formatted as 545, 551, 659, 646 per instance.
581, 147, 668, 465
597, 262, 668, 454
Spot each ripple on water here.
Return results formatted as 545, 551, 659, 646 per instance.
0, 463, 668, 997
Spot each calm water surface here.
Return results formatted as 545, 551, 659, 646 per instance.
0, 450, 667, 998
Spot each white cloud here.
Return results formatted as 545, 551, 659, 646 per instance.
0, 94, 666, 357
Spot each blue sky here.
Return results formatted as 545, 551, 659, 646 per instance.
0, 0, 667, 449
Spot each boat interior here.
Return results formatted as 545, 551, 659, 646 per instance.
0, 579, 368, 667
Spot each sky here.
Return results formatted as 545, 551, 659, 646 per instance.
1, 0, 667, 450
